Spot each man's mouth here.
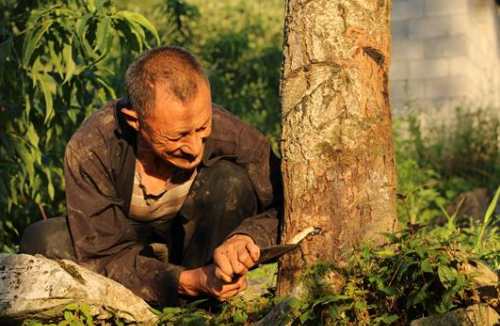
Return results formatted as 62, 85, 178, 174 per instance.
174, 153, 197, 162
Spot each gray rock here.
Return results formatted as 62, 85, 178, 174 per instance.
459, 257, 498, 288
410, 304, 500, 326
0, 254, 157, 325
445, 188, 490, 224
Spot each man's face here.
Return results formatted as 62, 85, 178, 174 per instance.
139, 80, 213, 170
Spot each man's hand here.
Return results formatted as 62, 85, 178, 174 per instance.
213, 234, 260, 283
178, 265, 247, 301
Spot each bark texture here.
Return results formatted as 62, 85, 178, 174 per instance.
278, 0, 398, 294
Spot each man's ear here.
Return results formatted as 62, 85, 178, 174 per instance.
121, 108, 141, 131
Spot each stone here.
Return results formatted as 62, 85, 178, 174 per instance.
0, 254, 157, 325
444, 189, 492, 225
460, 258, 498, 288
410, 304, 500, 326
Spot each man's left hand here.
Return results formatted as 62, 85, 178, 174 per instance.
213, 234, 260, 283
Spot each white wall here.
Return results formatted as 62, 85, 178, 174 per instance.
390, 0, 500, 113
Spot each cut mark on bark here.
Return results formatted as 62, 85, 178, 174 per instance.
363, 47, 385, 67
286, 61, 341, 79
55, 260, 86, 285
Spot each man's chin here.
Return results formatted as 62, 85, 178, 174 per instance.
168, 157, 201, 171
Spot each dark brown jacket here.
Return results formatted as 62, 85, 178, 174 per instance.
64, 100, 282, 306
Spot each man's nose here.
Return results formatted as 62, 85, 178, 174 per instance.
181, 134, 203, 156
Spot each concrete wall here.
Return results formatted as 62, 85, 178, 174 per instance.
390, 0, 500, 113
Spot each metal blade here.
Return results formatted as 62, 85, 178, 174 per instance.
255, 244, 299, 265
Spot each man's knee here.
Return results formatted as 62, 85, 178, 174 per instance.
19, 217, 76, 261
180, 160, 258, 268
197, 160, 256, 209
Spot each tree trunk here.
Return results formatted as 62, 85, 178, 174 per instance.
278, 0, 398, 295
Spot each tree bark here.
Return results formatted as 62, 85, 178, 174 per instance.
278, 0, 398, 295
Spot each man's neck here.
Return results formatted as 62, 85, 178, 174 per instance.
136, 135, 174, 181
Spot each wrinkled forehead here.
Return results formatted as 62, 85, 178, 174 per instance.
144, 82, 212, 133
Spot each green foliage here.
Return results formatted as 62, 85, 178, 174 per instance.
0, 0, 157, 251
23, 303, 127, 326
394, 107, 500, 225
476, 185, 500, 251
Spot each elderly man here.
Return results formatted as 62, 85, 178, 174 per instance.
20, 46, 282, 307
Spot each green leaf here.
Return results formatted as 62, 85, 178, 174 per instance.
233, 310, 248, 323
438, 265, 457, 288
354, 300, 367, 311
37, 74, 54, 125
287, 297, 302, 310
76, 14, 90, 49
114, 19, 141, 52
377, 282, 398, 296
64, 303, 78, 311
374, 249, 395, 258
484, 185, 500, 227
64, 310, 74, 321
299, 311, 313, 324
421, 258, 433, 273
43, 166, 55, 200
85, 0, 96, 12
114, 318, 124, 326
127, 20, 146, 52
22, 20, 54, 68
26, 124, 40, 148
385, 314, 400, 324
14, 141, 35, 186
312, 294, 352, 307
400, 259, 418, 274
94, 76, 116, 99
328, 305, 342, 319
24, 93, 32, 117
115, 11, 160, 46
95, 16, 111, 53
148, 306, 162, 315
63, 42, 76, 84
48, 41, 64, 79
5, 221, 19, 236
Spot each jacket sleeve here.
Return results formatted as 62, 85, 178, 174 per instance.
64, 144, 184, 307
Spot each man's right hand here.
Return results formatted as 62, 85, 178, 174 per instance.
178, 264, 247, 301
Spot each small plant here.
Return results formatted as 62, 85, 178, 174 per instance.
475, 185, 500, 251
23, 303, 99, 326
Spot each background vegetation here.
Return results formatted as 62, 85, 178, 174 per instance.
3, 0, 500, 324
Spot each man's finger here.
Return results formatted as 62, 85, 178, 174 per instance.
220, 278, 247, 298
220, 288, 240, 299
237, 247, 255, 269
213, 249, 234, 282
246, 241, 260, 262
228, 246, 247, 275
236, 275, 248, 291
214, 267, 233, 283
